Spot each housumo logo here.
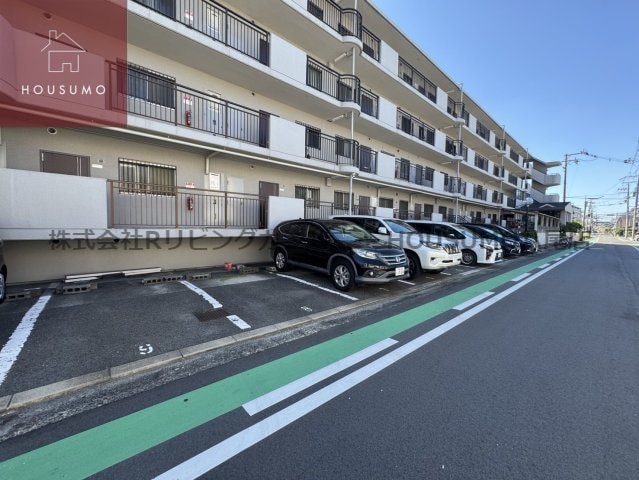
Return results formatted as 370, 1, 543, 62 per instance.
20, 29, 105, 97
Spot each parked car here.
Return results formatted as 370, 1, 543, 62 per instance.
467, 223, 538, 253
332, 215, 462, 278
0, 239, 6, 304
271, 219, 409, 291
462, 224, 521, 256
406, 220, 503, 266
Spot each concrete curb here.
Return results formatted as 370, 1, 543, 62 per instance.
0, 294, 385, 412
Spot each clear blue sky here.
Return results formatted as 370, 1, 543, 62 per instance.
372, 0, 639, 221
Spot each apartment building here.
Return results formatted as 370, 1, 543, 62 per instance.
1, 0, 536, 283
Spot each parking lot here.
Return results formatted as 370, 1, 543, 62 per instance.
0, 253, 544, 402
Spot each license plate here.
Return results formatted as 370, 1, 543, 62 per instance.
395, 267, 405, 276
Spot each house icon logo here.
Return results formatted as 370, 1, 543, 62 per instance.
40, 30, 86, 73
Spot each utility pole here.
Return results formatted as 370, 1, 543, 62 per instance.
562, 150, 588, 202
632, 175, 639, 239
625, 184, 631, 238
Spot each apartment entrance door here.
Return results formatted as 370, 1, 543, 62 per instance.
259, 181, 279, 228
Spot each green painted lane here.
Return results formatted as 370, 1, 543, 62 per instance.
0, 249, 578, 479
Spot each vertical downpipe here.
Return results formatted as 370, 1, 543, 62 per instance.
455, 83, 464, 220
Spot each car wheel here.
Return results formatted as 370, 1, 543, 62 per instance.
331, 260, 355, 291
406, 251, 420, 279
273, 248, 290, 272
0, 269, 6, 304
461, 249, 477, 266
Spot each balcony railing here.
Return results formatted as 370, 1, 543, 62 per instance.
307, 0, 362, 38
474, 154, 489, 172
495, 138, 506, 151
108, 181, 265, 228
304, 131, 376, 174
444, 177, 467, 195
109, 63, 269, 147
506, 197, 516, 208
447, 98, 465, 119
398, 57, 437, 102
394, 210, 432, 221
473, 186, 488, 201
110, 64, 270, 147
395, 159, 434, 187
304, 200, 373, 219
133, 0, 270, 65
507, 173, 518, 186
397, 109, 435, 146
362, 26, 380, 61
509, 149, 521, 164
306, 57, 360, 103
445, 138, 464, 158
360, 87, 379, 118
476, 120, 490, 142
492, 191, 504, 204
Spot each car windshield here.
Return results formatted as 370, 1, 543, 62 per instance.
454, 225, 477, 237
328, 223, 377, 243
385, 219, 417, 234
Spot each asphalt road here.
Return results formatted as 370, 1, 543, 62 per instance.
1, 237, 638, 479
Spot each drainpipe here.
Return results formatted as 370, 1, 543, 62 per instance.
348, 172, 356, 214
455, 83, 464, 220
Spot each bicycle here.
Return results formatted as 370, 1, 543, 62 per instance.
554, 236, 572, 249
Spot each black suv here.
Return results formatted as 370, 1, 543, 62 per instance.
466, 223, 538, 253
462, 224, 522, 256
271, 219, 409, 291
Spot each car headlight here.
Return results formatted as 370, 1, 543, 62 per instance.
421, 241, 444, 250
353, 248, 379, 260
505, 240, 517, 246
479, 243, 494, 250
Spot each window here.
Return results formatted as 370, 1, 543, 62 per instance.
334, 191, 353, 210
307, 63, 323, 91
306, 127, 321, 150
336, 137, 353, 158
400, 114, 412, 135
41, 150, 90, 177
423, 204, 434, 218
124, 63, 176, 109
295, 185, 320, 208
398, 159, 410, 180
379, 197, 393, 209
337, 80, 353, 102
118, 158, 176, 195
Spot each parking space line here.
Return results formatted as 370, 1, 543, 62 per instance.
227, 315, 251, 330
243, 338, 397, 416
275, 274, 358, 301
0, 286, 55, 386
179, 280, 222, 309
460, 269, 479, 276
453, 291, 494, 311
397, 279, 416, 285
510, 272, 531, 282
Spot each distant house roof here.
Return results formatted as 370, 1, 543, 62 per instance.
525, 201, 570, 213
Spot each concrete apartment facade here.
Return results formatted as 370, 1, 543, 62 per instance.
1, 0, 559, 283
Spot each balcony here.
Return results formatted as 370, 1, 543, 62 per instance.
473, 186, 488, 201
304, 200, 374, 219
304, 130, 376, 174
531, 168, 561, 186
474, 154, 489, 172
506, 197, 516, 208
108, 181, 265, 229
445, 138, 465, 158
110, 63, 269, 147
398, 57, 437, 103
361, 26, 380, 61
507, 173, 518, 186
492, 191, 504, 205
307, 0, 362, 39
395, 159, 435, 188
360, 87, 379, 118
132, 0, 270, 65
306, 57, 360, 105
444, 177, 467, 195
397, 109, 435, 146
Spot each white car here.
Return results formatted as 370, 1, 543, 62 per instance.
332, 215, 462, 278
406, 221, 503, 266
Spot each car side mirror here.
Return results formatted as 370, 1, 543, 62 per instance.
377, 226, 388, 235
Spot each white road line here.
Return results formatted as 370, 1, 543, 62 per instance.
460, 269, 479, 276
179, 280, 222, 309
0, 287, 55, 386
242, 338, 397, 416
154, 248, 584, 480
453, 291, 494, 311
511, 272, 531, 282
440, 272, 452, 276
276, 274, 358, 301
537, 263, 550, 269
227, 315, 251, 330
397, 279, 416, 285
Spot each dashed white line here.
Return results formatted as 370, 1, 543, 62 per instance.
227, 315, 251, 330
453, 291, 494, 311
0, 286, 55, 386
511, 272, 531, 282
276, 274, 358, 301
537, 263, 550, 269
179, 280, 222, 309
242, 338, 397, 416
460, 269, 479, 276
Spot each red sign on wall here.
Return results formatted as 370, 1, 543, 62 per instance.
0, 0, 128, 127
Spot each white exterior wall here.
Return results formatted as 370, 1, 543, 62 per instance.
468, 114, 477, 134
377, 96, 397, 130
0, 168, 107, 231
435, 89, 447, 112
377, 152, 396, 179
270, 116, 306, 158
379, 40, 399, 76
270, 33, 307, 84
434, 130, 446, 152
268, 196, 304, 230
